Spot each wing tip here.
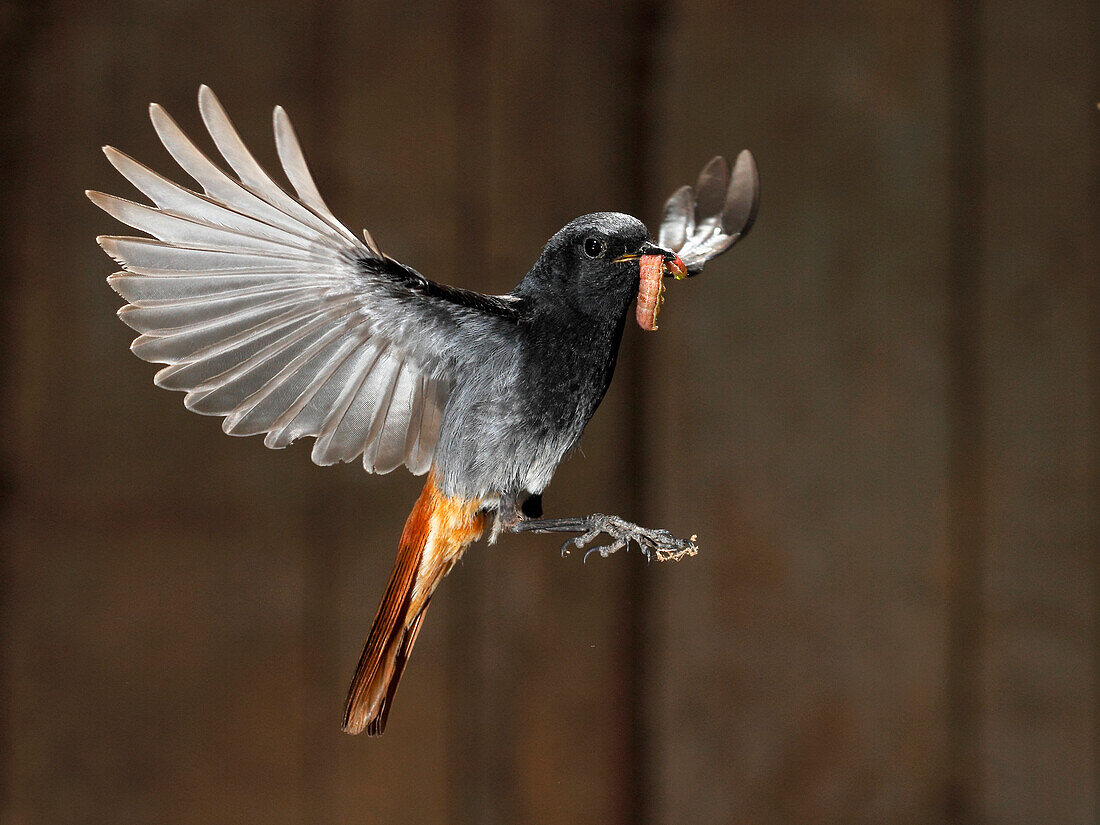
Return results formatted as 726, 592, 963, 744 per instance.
129, 333, 161, 360
705, 154, 731, 174
148, 101, 181, 135
197, 84, 229, 124
147, 102, 172, 134
311, 452, 338, 467
273, 105, 288, 134
732, 149, 759, 192
86, 189, 110, 209
105, 271, 130, 296
695, 155, 731, 196
95, 234, 117, 256
223, 413, 254, 437
725, 148, 760, 238
101, 145, 130, 171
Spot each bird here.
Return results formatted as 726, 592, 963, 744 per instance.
89, 86, 758, 735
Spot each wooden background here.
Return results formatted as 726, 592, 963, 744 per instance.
1, 0, 1096, 823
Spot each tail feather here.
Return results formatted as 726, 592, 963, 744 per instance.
342, 472, 484, 735
343, 540, 423, 735
364, 606, 431, 736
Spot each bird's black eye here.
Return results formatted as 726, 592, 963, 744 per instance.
583, 237, 606, 259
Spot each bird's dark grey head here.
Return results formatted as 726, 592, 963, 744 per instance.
517, 212, 652, 314
544, 212, 650, 272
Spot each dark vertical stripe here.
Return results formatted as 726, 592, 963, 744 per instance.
449, 1, 497, 824
616, 2, 664, 824
945, 0, 985, 822
0, 2, 51, 816
1090, 0, 1100, 811
299, 491, 341, 825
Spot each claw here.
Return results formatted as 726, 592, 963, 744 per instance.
511, 512, 699, 563
583, 537, 625, 563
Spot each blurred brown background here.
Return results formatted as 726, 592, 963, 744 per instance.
1, 0, 1096, 823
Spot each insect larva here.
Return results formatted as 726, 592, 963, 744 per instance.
636, 254, 666, 331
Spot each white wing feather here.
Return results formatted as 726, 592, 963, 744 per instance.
91, 86, 462, 474
658, 150, 760, 273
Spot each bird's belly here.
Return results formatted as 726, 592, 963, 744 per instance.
434, 381, 595, 501
514, 428, 579, 494
434, 315, 621, 502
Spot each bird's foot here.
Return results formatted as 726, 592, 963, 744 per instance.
510, 514, 698, 563
566, 514, 700, 563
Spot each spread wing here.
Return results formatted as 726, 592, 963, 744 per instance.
658, 150, 759, 274
90, 85, 519, 475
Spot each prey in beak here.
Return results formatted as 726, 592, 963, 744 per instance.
615, 242, 687, 331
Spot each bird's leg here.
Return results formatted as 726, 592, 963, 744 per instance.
509, 514, 699, 563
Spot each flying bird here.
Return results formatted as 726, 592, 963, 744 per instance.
89, 86, 758, 735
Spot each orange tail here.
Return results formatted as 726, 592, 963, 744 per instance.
342, 472, 485, 735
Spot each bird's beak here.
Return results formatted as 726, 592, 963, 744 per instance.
615, 242, 688, 331
640, 241, 688, 280
614, 242, 688, 280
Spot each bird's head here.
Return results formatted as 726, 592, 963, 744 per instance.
523, 212, 686, 330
